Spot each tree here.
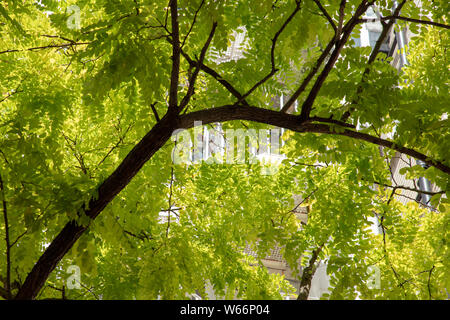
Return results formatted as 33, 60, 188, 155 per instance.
0, 0, 448, 300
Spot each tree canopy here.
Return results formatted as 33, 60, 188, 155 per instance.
0, 0, 449, 300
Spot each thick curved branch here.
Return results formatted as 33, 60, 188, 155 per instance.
302, 123, 450, 175
178, 105, 450, 174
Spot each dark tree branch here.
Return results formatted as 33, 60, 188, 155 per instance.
302, 123, 450, 175
297, 243, 324, 300
0, 42, 90, 55
290, 188, 318, 213
0, 284, 9, 299
164, 0, 170, 29
281, 0, 347, 114
337, 0, 346, 35
0, 88, 23, 103
80, 13, 135, 35
427, 265, 435, 300
178, 105, 450, 174
150, 102, 161, 122
134, 0, 140, 16
47, 284, 66, 300
168, 0, 181, 111
96, 122, 134, 168
40, 34, 77, 43
0, 172, 11, 299
9, 230, 27, 248
76, 281, 100, 300
123, 229, 152, 242
379, 188, 407, 297
62, 133, 89, 176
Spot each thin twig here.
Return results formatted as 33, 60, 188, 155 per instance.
312, 0, 337, 34
180, 49, 249, 106
427, 265, 435, 300
9, 230, 27, 248
373, 181, 445, 197
0, 42, 90, 55
96, 122, 133, 168
236, 0, 302, 105
150, 102, 161, 122
0, 89, 23, 104
62, 133, 89, 175
76, 280, 100, 300
181, 0, 206, 48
